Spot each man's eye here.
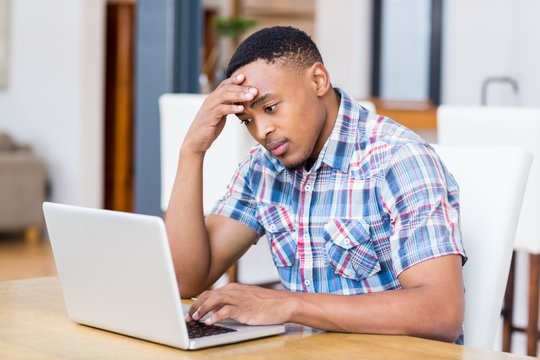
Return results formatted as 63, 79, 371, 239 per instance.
264, 104, 277, 113
239, 118, 251, 125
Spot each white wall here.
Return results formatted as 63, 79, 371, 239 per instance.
442, 0, 540, 108
514, 0, 540, 108
314, 0, 372, 99
0, 0, 105, 208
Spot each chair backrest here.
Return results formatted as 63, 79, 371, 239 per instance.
159, 93, 279, 285
357, 100, 376, 113
159, 93, 255, 213
431, 144, 532, 350
437, 105, 540, 254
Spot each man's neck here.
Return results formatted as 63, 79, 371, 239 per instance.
306, 87, 341, 170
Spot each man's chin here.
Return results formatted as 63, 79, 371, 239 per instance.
272, 149, 310, 170
278, 156, 307, 171
284, 161, 306, 171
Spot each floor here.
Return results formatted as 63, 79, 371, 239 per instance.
0, 231, 56, 281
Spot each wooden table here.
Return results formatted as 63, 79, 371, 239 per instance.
0, 277, 534, 359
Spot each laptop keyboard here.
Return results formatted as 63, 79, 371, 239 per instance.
187, 321, 237, 339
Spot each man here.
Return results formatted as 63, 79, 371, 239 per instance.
165, 26, 466, 343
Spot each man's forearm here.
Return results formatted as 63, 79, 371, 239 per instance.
192, 255, 464, 342
286, 285, 462, 342
165, 148, 212, 297
285, 256, 464, 342
164, 73, 260, 297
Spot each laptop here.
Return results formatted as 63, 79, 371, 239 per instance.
42, 202, 286, 350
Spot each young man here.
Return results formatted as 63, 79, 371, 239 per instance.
165, 26, 466, 343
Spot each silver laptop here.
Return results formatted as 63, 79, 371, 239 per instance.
42, 202, 285, 350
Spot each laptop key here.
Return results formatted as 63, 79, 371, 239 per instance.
187, 321, 237, 339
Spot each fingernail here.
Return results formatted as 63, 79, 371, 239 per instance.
192, 309, 200, 320
244, 92, 253, 99
249, 87, 257, 94
204, 318, 212, 325
236, 74, 243, 80
185, 313, 191, 322
237, 105, 244, 111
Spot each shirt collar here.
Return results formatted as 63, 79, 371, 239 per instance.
262, 88, 365, 174
318, 88, 363, 173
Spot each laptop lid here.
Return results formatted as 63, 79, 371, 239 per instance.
42, 202, 285, 350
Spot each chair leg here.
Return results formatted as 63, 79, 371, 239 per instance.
227, 262, 238, 283
502, 251, 516, 352
527, 254, 540, 356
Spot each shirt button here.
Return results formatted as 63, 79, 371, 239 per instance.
303, 233, 309, 239
344, 238, 351, 246
305, 185, 312, 191
304, 279, 311, 286
269, 224, 276, 231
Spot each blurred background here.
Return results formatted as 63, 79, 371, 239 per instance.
0, 0, 539, 355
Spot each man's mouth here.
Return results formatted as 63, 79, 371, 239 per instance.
267, 140, 288, 157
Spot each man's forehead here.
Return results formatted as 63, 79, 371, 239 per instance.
232, 59, 289, 81
232, 63, 304, 94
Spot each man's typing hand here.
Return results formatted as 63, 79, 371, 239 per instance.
186, 283, 292, 326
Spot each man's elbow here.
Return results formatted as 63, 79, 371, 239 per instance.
176, 272, 208, 299
179, 284, 199, 299
433, 319, 463, 343
425, 303, 464, 343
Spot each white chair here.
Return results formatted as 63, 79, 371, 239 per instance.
159, 93, 279, 286
438, 106, 540, 355
357, 100, 376, 113
431, 144, 532, 350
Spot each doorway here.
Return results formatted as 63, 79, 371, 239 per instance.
104, 0, 136, 212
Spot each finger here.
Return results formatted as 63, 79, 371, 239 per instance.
204, 104, 245, 122
200, 90, 255, 121
218, 73, 245, 87
191, 291, 236, 321
205, 304, 235, 325
213, 87, 258, 105
189, 295, 216, 321
233, 73, 245, 84
188, 290, 211, 319
192, 305, 225, 321
216, 75, 258, 97
199, 98, 246, 122
216, 103, 245, 116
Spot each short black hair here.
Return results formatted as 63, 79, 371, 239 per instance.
226, 26, 323, 78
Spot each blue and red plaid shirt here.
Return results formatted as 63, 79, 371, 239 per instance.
213, 89, 466, 296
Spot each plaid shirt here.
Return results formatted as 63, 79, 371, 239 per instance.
213, 89, 466, 295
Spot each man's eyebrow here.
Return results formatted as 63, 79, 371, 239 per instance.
249, 93, 275, 109
236, 93, 275, 118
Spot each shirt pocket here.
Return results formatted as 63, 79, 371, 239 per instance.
258, 203, 297, 267
323, 219, 381, 281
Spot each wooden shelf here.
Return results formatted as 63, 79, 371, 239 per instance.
370, 98, 437, 129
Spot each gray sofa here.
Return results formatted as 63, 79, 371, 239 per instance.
0, 132, 47, 239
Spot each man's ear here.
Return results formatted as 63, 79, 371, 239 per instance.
310, 62, 331, 96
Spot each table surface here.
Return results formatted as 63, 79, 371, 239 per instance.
0, 277, 534, 360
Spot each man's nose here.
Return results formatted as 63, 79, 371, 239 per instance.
254, 117, 274, 140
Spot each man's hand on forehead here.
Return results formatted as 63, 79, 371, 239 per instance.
230, 74, 258, 110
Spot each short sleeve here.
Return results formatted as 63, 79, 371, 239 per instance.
211, 157, 265, 236
377, 143, 467, 276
